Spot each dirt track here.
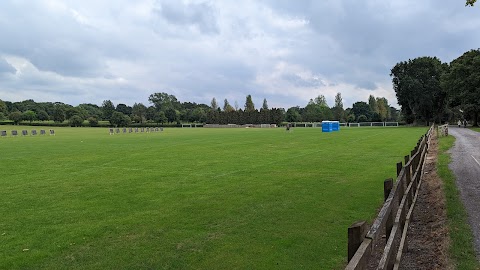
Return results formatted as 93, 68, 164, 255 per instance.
448, 127, 480, 259
400, 132, 450, 269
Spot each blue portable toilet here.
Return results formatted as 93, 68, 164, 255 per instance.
332, 121, 340, 131
322, 121, 332, 132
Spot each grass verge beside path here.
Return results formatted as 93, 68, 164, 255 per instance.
438, 135, 480, 270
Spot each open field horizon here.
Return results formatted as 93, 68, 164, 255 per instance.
0, 126, 428, 269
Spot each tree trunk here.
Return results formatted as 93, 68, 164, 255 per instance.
474, 111, 479, 127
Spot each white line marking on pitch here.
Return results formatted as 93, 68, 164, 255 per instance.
471, 155, 480, 167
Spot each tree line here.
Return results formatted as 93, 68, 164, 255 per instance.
390, 49, 480, 126
0, 91, 399, 127
0, 93, 395, 127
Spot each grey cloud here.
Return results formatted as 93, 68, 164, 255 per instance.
282, 74, 326, 88
0, 58, 15, 73
155, 1, 218, 34
28, 45, 106, 77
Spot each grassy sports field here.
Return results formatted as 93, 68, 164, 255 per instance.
0, 126, 427, 269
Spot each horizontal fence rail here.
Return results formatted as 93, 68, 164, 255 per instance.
346, 125, 434, 270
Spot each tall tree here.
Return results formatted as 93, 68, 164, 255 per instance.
9, 111, 23, 125
332, 92, 344, 121
211, 97, 219, 111
116, 103, 132, 115
262, 98, 269, 110
376, 97, 390, 121
285, 106, 302, 122
391, 56, 446, 125
165, 108, 178, 123
110, 111, 130, 127
148, 92, 179, 111
223, 99, 234, 112
22, 110, 36, 123
368, 95, 378, 115
442, 49, 480, 126
351, 101, 371, 121
101, 100, 115, 121
132, 103, 147, 123
314, 95, 328, 106
52, 104, 66, 123
245, 95, 255, 112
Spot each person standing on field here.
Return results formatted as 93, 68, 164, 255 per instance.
458, 120, 462, 127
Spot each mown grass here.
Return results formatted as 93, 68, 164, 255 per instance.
0, 126, 427, 269
438, 135, 480, 270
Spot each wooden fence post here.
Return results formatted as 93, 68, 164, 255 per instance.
384, 178, 394, 202
396, 162, 402, 177
404, 155, 410, 165
348, 221, 368, 262
405, 163, 411, 186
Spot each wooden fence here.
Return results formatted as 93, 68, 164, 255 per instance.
346, 125, 434, 270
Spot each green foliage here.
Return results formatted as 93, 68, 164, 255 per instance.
442, 49, 480, 126
357, 114, 368, 122
391, 56, 447, 125
101, 100, 115, 121
210, 97, 219, 111
368, 95, 378, 115
0, 99, 7, 114
352, 101, 371, 121
154, 111, 167, 124
192, 107, 207, 123
0, 126, 427, 269
333, 93, 345, 121
69, 115, 84, 127
52, 105, 66, 123
132, 103, 147, 123
376, 97, 389, 121
116, 103, 132, 115
165, 108, 178, 123
22, 110, 36, 122
223, 99, 234, 112
285, 107, 302, 122
0, 112, 5, 121
8, 111, 23, 125
148, 92, 180, 111
87, 116, 99, 127
78, 103, 102, 119
346, 113, 355, 123
110, 111, 130, 127
244, 94, 255, 112
262, 98, 268, 110
36, 110, 50, 121
313, 95, 328, 107
438, 135, 480, 269
466, 0, 476, 6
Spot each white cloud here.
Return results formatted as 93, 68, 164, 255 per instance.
0, 0, 479, 110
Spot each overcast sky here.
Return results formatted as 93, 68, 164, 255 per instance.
0, 0, 479, 109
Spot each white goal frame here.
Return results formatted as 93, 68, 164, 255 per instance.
348, 122, 399, 127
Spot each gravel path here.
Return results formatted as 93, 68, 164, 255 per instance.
448, 127, 480, 259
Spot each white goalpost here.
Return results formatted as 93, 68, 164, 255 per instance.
348, 122, 399, 127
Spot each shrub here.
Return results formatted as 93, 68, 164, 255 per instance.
69, 115, 84, 127
88, 116, 99, 127
357, 115, 368, 122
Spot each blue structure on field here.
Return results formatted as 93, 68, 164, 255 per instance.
332, 121, 340, 131
322, 121, 340, 132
